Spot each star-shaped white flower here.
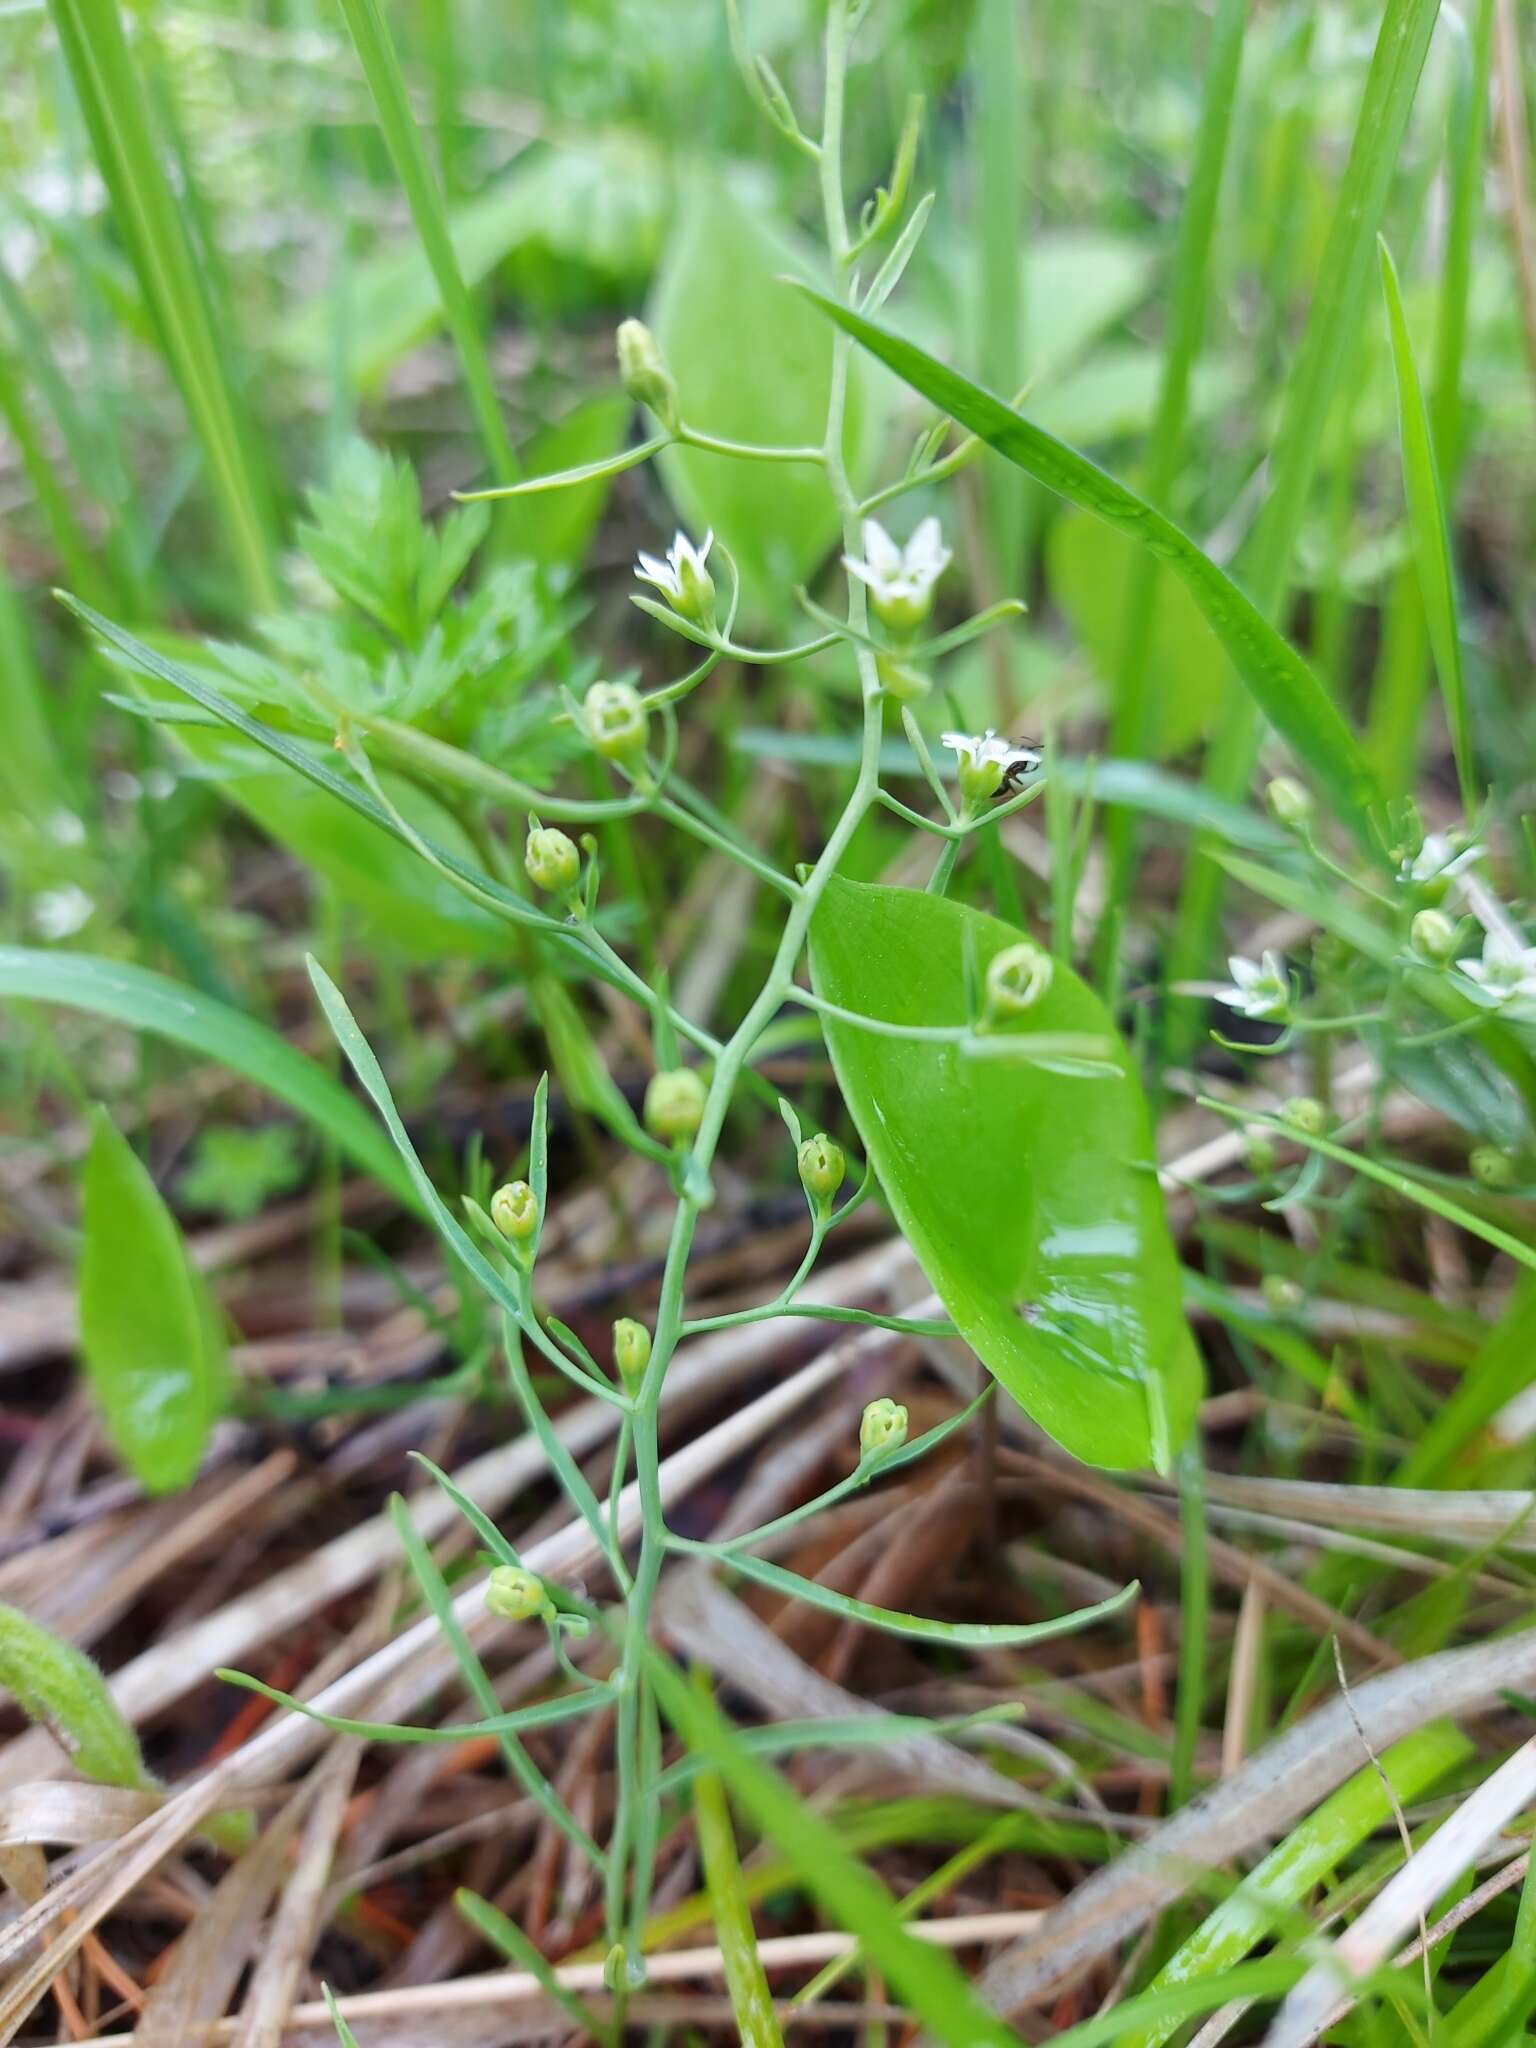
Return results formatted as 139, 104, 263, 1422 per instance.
634, 530, 715, 623
844, 516, 951, 630
1405, 831, 1482, 886
939, 729, 1041, 805
1456, 930, 1536, 1010
1215, 950, 1290, 1021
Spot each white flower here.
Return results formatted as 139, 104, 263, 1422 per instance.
634, 530, 715, 624
844, 516, 951, 631
940, 729, 1041, 804
1405, 831, 1481, 886
1215, 950, 1290, 1021
32, 885, 95, 940
1456, 930, 1536, 1010
46, 809, 85, 847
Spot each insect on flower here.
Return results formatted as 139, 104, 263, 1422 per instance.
941, 729, 1043, 805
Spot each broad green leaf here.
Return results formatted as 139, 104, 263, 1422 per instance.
652, 182, 872, 610
284, 137, 664, 388
1029, 347, 1238, 449
1048, 510, 1229, 754
795, 286, 1385, 853
0, 947, 419, 1211
78, 1111, 227, 1493
0, 1601, 150, 1788
808, 878, 1201, 1470
693, 1732, 785, 2048
1019, 232, 1155, 380
1378, 237, 1475, 813
648, 1651, 1025, 2048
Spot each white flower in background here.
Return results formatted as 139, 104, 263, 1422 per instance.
1456, 930, 1536, 1010
941, 729, 1041, 805
1405, 831, 1482, 887
1216, 950, 1290, 1021
32, 885, 95, 941
46, 809, 85, 847
634, 529, 715, 625
844, 516, 951, 631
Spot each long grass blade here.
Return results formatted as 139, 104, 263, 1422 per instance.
796, 286, 1385, 851
1379, 236, 1477, 814
692, 1692, 786, 2048
332, 0, 519, 490
45, 0, 277, 609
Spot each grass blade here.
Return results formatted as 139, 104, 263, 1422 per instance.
0, 946, 418, 1210
692, 1688, 786, 2048
333, 0, 519, 490
45, 0, 277, 609
647, 1648, 1026, 2048
797, 286, 1385, 853
1379, 236, 1477, 814
455, 1889, 615, 2043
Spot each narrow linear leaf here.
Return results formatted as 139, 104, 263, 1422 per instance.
647, 1649, 1025, 2048
455, 1889, 614, 2043
214, 1670, 606, 1746
656, 1706, 1026, 1795
693, 1714, 786, 2048
794, 288, 1385, 851
1379, 237, 1476, 813
78, 1111, 226, 1494
714, 1549, 1138, 1648
0, 947, 417, 1211
0, 1603, 150, 1790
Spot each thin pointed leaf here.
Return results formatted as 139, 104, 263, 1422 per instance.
708, 1547, 1137, 1648
214, 1669, 606, 1745
455, 1890, 614, 2042
1379, 237, 1476, 813
794, 286, 1385, 852
693, 1731, 786, 2048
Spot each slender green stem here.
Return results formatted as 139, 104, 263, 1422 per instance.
677, 422, 826, 464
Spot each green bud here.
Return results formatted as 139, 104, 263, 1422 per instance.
645, 1066, 707, 1143
1265, 776, 1313, 829
1280, 1096, 1327, 1137
491, 1179, 539, 1243
485, 1565, 553, 1623
583, 681, 650, 769
613, 1316, 651, 1392
797, 1133, 846, 1206
983, 940, 1053, 1023
1470, 1144, 1518, 1190
1411, 908, 1458, 965
616, 318, 678, 430
524, 823, 581, 895
874, 653, 931, 702
1261, 1273, 1303, 1314
1243, 1127, 1278, 1177
859, 1397, 909, 1460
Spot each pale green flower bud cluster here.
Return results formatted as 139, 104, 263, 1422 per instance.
859, 1397, 908, 1460
983, 940, 1053, 1024
524, 821, 581, 897
491, 1179, 539, 1244
613, 1316, 651, 1394
645, 1066, 706, 1143
616, 318, 678, 430
583, 681, 650, 770
797, 1132, 845, 1208
485, 1565, 555, 1623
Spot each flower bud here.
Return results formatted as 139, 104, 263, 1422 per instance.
1265, 776, 1313, 829
983, 940, 1053, 1024
1243, 1127, 1278, 1177
1261, 1273, 1303, 1314
1280, 1096, 1327, 1137
524, 823, 580, 895
616, 319, 678, 430
874, 653, 931, 702
485, 1565, 552, 1623
1411, 908, 1457, 965
583, 681, 649, 769
491, 1179, 539, 1243
645, 1066, 706, 1143
1470, 1144, 1518, 1191
613, 1316, 651, 1393
798, 1133, 845, 1206
859, 1397, 908, 1460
